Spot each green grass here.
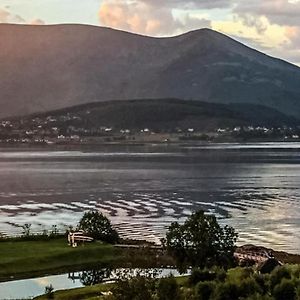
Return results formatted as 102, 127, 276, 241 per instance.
34, 276, 189, 300
0, 238, 122, 282
34, 283, 114, 300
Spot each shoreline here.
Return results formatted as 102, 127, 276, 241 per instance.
1, 237, 300, 283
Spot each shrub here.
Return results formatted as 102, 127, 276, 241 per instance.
112, 276, 155, 300
270, 265, 292, 290
189, 268, 216, 285
157, 276, 182, 300
195, 281, 216, 300
213, 282, 240, 300
253, 273, 270, 295
78, 211, 119, 243
272, 279, 297, 300
238, 278, 262, 298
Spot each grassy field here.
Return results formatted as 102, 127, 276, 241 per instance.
0, 237, 174, 283
34, 277, 189, 300
34, 283, 115, 300
0, 238, 122, 282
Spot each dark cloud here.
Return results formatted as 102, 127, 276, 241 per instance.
234, 0, 300, 27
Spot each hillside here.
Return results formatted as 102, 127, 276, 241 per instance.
0, 24, 300, 118
10, 99, 299, 131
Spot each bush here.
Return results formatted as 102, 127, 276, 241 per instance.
213, 282, 240, 300
272, 279, 297, 300
112, 276, 155, 300
78, 211, 119, 243
189, 269, 216, 285
238, 278, 262, 298
270, 266, 292, 290
195, 281, 216, 300
157, 276, 182, 300
253, 273, 270, 295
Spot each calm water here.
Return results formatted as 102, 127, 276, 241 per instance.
0, 143, 300, 252
0, 268, 183, 299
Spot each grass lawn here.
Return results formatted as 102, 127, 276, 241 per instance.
34, 283, 114, 300
34, 277, 189, 300
0, 238, 122, 282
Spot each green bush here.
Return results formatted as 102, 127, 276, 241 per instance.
112, 276, 155, 300
189, 268, 217, 285
213, 282, 240, 300
272, 278, 297, 300
270, 266, 292, 290
78, 211, 119, 243
253, 273, 270, 295
157, 276, 182, 300
195, 281, 216, 300
238, 278, 262, 298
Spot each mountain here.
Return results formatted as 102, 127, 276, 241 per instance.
0, 24, 300, 118
14, 99, 299, 131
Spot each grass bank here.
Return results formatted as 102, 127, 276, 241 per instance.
0, 238, 121, 282
0, 238, 174, 282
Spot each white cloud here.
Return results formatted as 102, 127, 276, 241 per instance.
0, 8, 25, 23
0, 7, 45, 25
99, 0, 211, 36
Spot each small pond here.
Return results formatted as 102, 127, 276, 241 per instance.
0, 268, 185, 299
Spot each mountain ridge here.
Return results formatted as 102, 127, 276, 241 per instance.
0, 24, 300, 118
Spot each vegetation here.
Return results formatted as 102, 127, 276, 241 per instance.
0, 237, 121, 282
78, 211, 119, 243
34, 265, 300, 300
166, 211, 238, 272
3, 211, 300, 300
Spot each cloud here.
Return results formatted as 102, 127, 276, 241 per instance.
141, 0, 232, 10
0, 7, 45, 25
232, 0, 300, 64
0, 8, 25, 23
99, 0, 211, 36
30, 18, 45, 25
234, 0, 300, 27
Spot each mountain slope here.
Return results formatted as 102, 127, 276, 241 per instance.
13, 99, 299, 131
0, 24, 300, 118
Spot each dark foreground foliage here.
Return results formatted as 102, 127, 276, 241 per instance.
105, 265, 300, 300
166, 211, 238, 272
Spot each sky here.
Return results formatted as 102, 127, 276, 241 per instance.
0, 0, 300, 65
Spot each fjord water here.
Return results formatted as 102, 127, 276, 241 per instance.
0, 143, 300, 253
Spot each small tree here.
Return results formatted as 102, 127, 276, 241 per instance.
78, 211, 119, 243
44, 284, 54, 299
22, 223, 32, 237
166, 211, 237, 272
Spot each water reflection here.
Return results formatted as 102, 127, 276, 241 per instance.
0, 268, 182, 299
69, 268, 112, 286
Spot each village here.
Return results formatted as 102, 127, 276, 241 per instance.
1, 113, 300, 145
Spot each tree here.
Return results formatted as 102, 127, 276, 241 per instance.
166, 211, 237, 272
78, 211, 119, 243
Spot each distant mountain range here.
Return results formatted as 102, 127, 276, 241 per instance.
1, 24, 300, 120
